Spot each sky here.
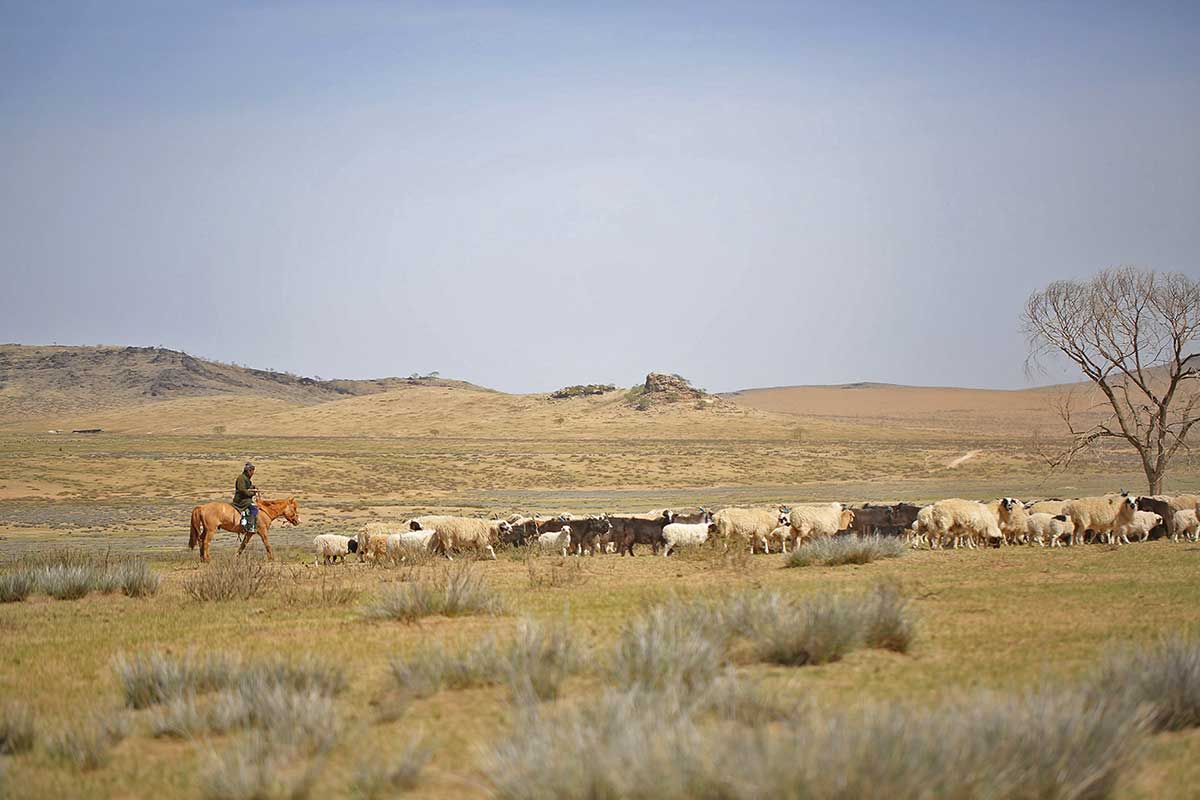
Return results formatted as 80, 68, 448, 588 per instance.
2, 1, 1198, 393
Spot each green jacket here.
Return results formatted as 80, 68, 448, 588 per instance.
232, 471, 256, 511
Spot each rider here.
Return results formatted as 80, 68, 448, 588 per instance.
232, 462, 259, 533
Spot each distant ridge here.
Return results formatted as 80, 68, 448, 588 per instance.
0, 344, 486, 420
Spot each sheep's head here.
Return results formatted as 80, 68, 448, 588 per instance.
1000, 497, 1020, 512
706, 522, 719, 535
410, 520, 423, 531
560, 525, 572, 536
661, 510, 675, 524
1122, 495, 1137, 513
498, 520, 513, 534
778, 510, 791, 527
839, 507, 855, 529
347, 539, 359, 553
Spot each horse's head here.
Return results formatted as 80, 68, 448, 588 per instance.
283, 497, 300, 526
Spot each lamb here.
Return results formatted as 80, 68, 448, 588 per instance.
766, 525, 790, 553
1024, 513, 1074, 547
536, 525, 572, 557
1062, 494, 1137, 546
428, 517, 513, 560
385, 529, 436, 562
924, 499, 1002, 549
1114, 510, 1162, 544
712, 507, 789, 553
661, 521, 719, 557
313, 534, 358, 565
1171, 509, 1199, 542
786, 503, 855, 550
1136, 496, 1175, 540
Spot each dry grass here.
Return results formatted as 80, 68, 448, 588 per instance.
785, 533, 906, 567
0, 702, 35, 755
364, 562, 505, 622
46, 713, 130, 771
183, 558, 274, 601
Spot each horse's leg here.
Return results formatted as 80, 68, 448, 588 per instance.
259, 529, 273, 561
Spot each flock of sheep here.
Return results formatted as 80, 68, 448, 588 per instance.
306, 491, 1199, 565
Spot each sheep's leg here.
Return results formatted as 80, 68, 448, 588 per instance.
486, 545, 497, 560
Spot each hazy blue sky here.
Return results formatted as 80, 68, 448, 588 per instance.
2, 1, 1198, 393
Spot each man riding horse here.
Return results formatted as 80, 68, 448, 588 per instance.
188, 462, 299, 561
233, 462, 259, 533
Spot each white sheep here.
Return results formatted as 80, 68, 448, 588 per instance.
1025, 513, 1074, 547
385, 529, 436, 562
925, 499, 1001, 549
661, 521, 719, 557
1062, 494, 1136, 546
1115, 510, 1162, 544
313, 534, 358, 565
787, 503, 855, 550
713, 507, 789, 553
1028, 499, 1067, 516
1172, 509, 1199, 542
997, 498, 1030, 545
429, 517, 513, 560
535, 525, 572, 557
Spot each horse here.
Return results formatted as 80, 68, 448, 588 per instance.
187, 497, 299, 562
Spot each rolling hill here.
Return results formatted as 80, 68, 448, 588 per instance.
0, 343, 1092, 440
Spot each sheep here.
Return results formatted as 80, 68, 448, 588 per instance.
313, 534, 358, 565
1024, 513, 1075, 547
766, 525, 790, 553
1136, 496, 1175, 540
428, 517, 513, 560
997, 498, 1030, 545
1169, 494, 1200, 514
1027, 499, 1067, 516
661, 521, 719, 557
1062, 494, 1137, 546
355, 529, 391, 563
385, 529, 436, 562
536, 525, 572, 557
924, 499, 1002, 549
1171, 509, 1199, 542
712, 507, 789, 554
786, 503, 855, 550
1114, 510, 1162, 544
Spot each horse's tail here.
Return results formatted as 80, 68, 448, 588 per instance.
189, 506, 203, 550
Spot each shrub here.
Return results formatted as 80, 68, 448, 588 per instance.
115, 559, 161, 597
751, 591, 864, 666
613, 605, 724, 692
47, 713, 130, 771
1097, 633, 1200, 732
0, 570, 35, 603
0, 702, 36, 754
184, 558, 274, 601
390, 638, 501, 697
113, 650, 242, 709
785, 534, 906, 568
364, 563, 504, 622
484, 687, 1144, 800
504, 618, 581, 702
351, 736, 431, 798
36, 565, 99, 600
857, 582, 916, 653
201, 732, 326, 800
148, 694, 207, 739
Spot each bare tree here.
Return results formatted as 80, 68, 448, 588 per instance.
1022, 267, 1200, 494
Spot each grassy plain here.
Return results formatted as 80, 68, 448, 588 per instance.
2, 377, 1200, 798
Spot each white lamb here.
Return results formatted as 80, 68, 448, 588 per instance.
1114, 510, 1162, 543
536, 525, 572, 557
1172, 509, 1199, 542
661, 521, 718, 557
1025, 513, 1074, 547
313, 534, 358, 566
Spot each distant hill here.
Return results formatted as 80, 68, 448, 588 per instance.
0, 344, 479, 423
0, 343, 1100, 441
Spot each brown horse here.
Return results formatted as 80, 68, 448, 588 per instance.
188, 497, 299, 562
